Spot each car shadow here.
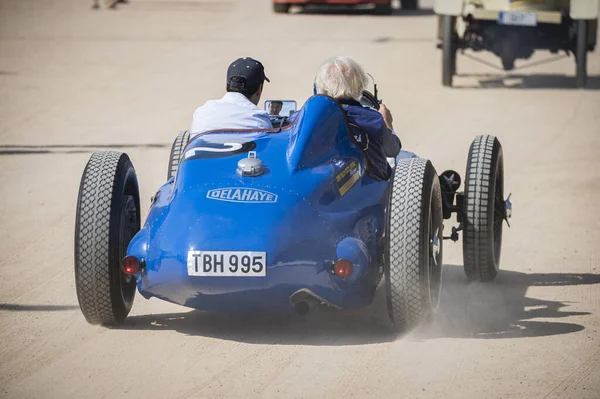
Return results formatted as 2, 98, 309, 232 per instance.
453, 73, 600, 90
414, 265, 598, 339
117, 266, 599, 345
0, 143, 169, 156
0, 304, 79, 312
293, 5, 434, 16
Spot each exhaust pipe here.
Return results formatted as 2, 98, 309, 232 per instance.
294, 301, 310, 315
289, 288, 338, 315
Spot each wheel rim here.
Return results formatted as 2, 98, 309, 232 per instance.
429, 227, 442, 307
428, 192, 442, 309
118, 195, 138, 309
492, 158, 504, 267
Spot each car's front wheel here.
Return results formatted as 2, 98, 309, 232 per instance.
462, 135, 505, 282
167, 130, 190, 180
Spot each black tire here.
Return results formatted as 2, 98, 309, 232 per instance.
75, 151, 141, 325
385, 158, 444, 332
374, 2, 392, 14
442, 15, 457, 87
167, 130, 190, 180
576, 19, 588, 89
400, 0, 418, 10
462, 135, 504, 282
273, 3, 289, 13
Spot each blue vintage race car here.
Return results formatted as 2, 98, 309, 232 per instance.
74, 93, 511, 332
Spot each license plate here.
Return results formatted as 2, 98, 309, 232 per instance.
498, 12, 537, 26
187, 251, 266, 277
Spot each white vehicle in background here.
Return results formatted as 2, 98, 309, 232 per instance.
434, 0, 599, 88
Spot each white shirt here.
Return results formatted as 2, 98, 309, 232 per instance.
190, 92, 272, 137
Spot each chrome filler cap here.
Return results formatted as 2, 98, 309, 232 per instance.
237, 151, 264, 177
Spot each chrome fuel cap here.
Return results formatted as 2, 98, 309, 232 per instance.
237, 151, 264, 177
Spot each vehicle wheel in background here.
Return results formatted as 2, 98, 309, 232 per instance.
75, 151, 141, 325
575, 19, 588, 89
373, 1, 392, 15
442, 15, 457, 87
385, 158, 443, 332
273, 3, 290, 13
462, 135, 505, 282
400, 0, 418, 10
167, 130, 190, 180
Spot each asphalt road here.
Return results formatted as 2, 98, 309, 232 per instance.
1, 0, 599, 398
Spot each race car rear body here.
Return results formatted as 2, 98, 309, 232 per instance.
127, 96, 389, 313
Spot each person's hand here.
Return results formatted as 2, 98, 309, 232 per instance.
379, 103, 394, 130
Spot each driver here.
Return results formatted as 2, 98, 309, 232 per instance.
190, 57, 272, 137
268, 101, 283, 116
314, 56, 401, 181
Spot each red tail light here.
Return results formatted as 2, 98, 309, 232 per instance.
332, 259, 353, 279
121, 256, 140, 276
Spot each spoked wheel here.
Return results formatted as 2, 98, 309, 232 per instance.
75, 151, 141, 325
441, 15, 457, 87
462, 135, 505, 282
385, 158, 444, 332
167, 130, 190, 180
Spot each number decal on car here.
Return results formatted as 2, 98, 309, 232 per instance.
184, 140, 256, 160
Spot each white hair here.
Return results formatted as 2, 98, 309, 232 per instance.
314, 56, 369, 101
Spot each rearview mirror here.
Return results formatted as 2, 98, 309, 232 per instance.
264, 100, 297, 117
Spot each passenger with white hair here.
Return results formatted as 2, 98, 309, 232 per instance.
314, 56, 401, 181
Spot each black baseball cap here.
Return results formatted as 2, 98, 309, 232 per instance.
226, 57, 270, 88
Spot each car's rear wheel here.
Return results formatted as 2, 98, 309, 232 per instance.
400, 0, 418, 10
167, 130, 190, 180
385, 158, 443, 332
462, 135, 504, 282
575, 19, 588, 88
442, 15, 457, 87
75, 151, 140, 325
273, 3, 290, 13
